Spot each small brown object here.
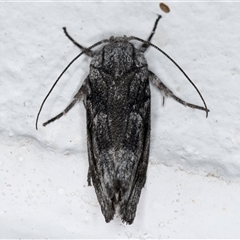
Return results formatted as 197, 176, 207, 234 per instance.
159, 3, 170, 13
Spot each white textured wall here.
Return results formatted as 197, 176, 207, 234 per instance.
1, 2, 240, 238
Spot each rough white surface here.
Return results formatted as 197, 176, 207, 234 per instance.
1, 2, 240, 238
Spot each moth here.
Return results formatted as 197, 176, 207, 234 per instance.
36, 15, 209, 224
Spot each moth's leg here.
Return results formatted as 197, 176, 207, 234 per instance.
63, 27, 94, 57
149, 71, 210, 113
43, 78, 88, 127
139, 15, 162, 53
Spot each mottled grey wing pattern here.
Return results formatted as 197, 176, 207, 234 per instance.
85, 45, 151, 224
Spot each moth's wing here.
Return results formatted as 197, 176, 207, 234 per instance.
85, 69, 151, 223
85, 72, 116, 223
119, 118, 150, 224
118, 71, 151, 224
85, 51, 150, 224
86, 125, 116, 222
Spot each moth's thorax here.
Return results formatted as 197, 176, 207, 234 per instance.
90, 39, 147, 79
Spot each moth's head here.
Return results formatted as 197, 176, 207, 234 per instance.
102, 37, 135, 78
